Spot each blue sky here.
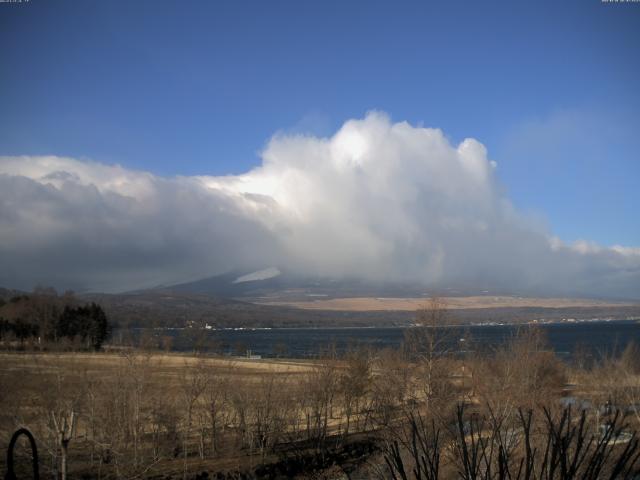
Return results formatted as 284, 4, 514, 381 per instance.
1, 0, 639, 247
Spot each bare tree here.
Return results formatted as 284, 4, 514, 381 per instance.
302, 355, 340, 453
51, 410, 76, 480
471, 327, 565, 423
199, 367, 229, 458
339, 347, 372, 436
178, 357, 209, 477
36, 354, 86, 480
372, 348, 411, 428
405, 297, 455, 413
384, 404, 640, 480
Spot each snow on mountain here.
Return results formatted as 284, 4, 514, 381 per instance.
233, 267, 282, 284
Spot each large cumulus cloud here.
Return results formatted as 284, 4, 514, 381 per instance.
1, 112, 639, 297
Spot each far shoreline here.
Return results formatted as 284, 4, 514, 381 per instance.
129, 316, 640, 332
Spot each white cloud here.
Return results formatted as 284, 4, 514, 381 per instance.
1, 112, 639, 297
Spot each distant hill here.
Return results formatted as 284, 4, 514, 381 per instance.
3, 271, 639, 330
152, 268, 520, 300
81, 290, 415, 329
79, 289, 640, 329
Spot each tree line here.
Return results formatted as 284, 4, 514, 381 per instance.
0, 287, 111, 350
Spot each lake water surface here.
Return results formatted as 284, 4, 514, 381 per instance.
161, 319, 640, 359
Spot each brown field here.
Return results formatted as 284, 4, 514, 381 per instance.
0, 351, 329, 478
0, 350, 315, 380
2, 338, 640, 479
255, 295, 637, 311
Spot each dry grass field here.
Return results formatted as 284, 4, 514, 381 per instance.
2, 334, 640, 479
0, 351, 316, 383
255, 295, 637, 311
0, 351, 329, 479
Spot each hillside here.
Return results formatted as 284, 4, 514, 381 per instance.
83, 290, 640, 329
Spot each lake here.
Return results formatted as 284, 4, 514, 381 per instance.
152, 319, 640, 359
